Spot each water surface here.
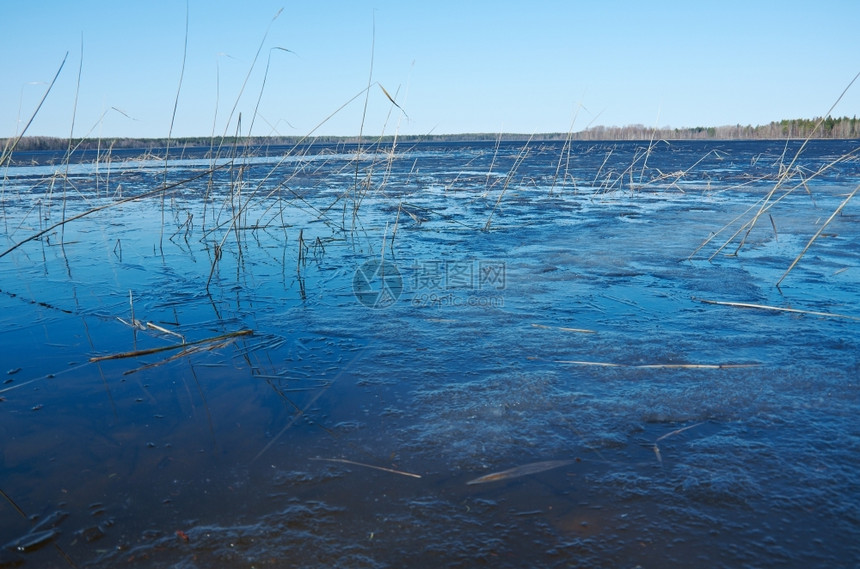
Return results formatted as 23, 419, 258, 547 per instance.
1, 139, 859, 568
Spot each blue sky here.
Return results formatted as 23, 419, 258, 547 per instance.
3, 1, 859, 139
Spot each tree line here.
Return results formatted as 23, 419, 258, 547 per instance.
3, 116, 858, 153
573, 116, 859, 141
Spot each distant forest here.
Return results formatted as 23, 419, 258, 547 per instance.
574, 115, 859, 141
3, 116, 858, 153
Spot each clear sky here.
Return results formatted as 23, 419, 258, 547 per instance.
3, 1, 859, 139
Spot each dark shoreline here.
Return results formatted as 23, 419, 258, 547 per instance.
3, 137, 857, 168
3, 115, 859, 155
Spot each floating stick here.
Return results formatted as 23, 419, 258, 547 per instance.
695, 298, 860, 321
467, 460, 574, 485
310, 457, 421, 479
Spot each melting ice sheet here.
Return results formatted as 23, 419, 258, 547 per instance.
1, 139, 859, 568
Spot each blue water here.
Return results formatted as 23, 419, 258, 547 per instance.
1, 139, 859, 568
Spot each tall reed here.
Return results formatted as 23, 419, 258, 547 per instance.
160, 0, 190, 252
483, 135, 533, 231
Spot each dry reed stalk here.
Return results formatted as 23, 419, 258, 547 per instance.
89, 329, 252, 362
115, 290, 145, 350
303, 86, 395, 222
466, 459, 574, 485
252, 376, 329, 463
653, 422, 704, 464
199, 10, 285, 235
0, 53, 67, 168
776, 183, 860, 286
310, 457, 422, 479
389, 200, 403, 254
380, 221, 389, 276
550, 103, 584, 195
296, 228, 305, 274
638, 110, 662, 185
0, 163, 228, 260
351, 13, 376, 220
252, 345, 379, 463
122, 338, 236, 375
443, 150, 484, 192
160, 0, 190, 252
624, 146, 651, 190
375, 84, 410, 198
592, 147, 613, 188
248, 47, 296, 138
204, 138, 260, 291
204, 242, 222, 291
483, 132, 504, 192
595, 146, 646, 194
688, 145, 860, 260
695, 297, 860, 320
483, 135, 533, 231
531, 323, 595, 334
348, 120, 411, 229
0, 487, 28, 518
685, 183, 771, 260
644, 148, 719, 193
379, 83, 408, 118
96, 138, 110, 197
697, 173, 809, 261
60, 36, 84, 247
230, 163, 245, 257
145, 321, 186, 342
219, 8, 282, 144
733, 71, 860, 255
555, 360, 758, 369
656, 422, 704, 443
129, 289, 137, 328
210, 105, 356, 254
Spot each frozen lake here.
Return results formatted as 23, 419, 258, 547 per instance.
1, 138, 859, 568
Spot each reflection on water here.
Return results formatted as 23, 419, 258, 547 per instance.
1, 140, 859, 567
